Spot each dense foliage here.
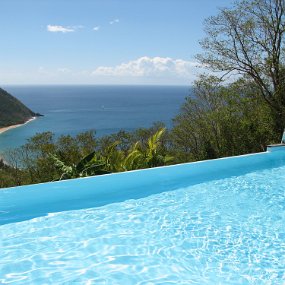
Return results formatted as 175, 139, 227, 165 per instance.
197, 0, 285, 135
0, 126, 173, 188
171, 76, 276, 161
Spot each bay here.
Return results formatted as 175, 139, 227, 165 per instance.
0, 85, 189, 152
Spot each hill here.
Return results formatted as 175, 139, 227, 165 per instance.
0, 88, 40, 128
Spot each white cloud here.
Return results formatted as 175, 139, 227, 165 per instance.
92, 56, 199, 79
1, 57, 200, 85
47, 25, 76, 33
109, 19, 120, 25
93, 26, 100, 31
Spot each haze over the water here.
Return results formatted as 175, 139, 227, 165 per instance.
0, 0, 230, 86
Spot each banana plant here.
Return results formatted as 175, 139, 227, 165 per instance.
145, 127, 171, 167
100, 141, 125, 172
50, 151, 110, 180
50, 128, 172, 180
123, 142, 143, 170
123, 128, 173, 170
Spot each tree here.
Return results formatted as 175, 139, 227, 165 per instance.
75, 130, 97, 156
172, 75, 275, 160
18, 132, 57, 183
50, 128, 172, 180
198, 0, 285, 136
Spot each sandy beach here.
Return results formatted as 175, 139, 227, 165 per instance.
0, 117, 36, 135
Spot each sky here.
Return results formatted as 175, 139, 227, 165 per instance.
0, 0, 232, 85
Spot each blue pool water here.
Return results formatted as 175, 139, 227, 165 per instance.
0, 151, 285, 284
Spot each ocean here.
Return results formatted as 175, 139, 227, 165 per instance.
0, 85, 189, 152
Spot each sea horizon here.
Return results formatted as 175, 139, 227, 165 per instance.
2, 83, 190, 87
0, 85, 190, 152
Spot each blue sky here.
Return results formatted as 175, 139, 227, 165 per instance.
0, 0, 232, 85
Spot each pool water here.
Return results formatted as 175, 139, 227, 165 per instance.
0, 163, 284, 284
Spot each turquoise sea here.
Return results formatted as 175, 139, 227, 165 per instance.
0, 85, 189, 152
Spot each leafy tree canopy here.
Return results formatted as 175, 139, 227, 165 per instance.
198, 0, 285, 134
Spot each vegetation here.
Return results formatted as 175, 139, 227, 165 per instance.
1, 0, 284, 188
0, 127, 173, 188
171, 75, 275, 161
0, 88, 39, 128
197, 0, 285, 135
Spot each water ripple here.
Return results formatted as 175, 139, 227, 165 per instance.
0, 166, 285, 284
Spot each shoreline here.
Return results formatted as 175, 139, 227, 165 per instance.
0, 117, 36, 135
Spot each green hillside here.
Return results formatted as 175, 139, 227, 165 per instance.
0, 88, 38, 128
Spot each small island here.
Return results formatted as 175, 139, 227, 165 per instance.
0, 88, 42, 134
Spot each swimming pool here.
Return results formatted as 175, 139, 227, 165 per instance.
0, 148, 285, 284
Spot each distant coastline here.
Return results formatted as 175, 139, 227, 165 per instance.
0, 117, 36, 135
0, 85, 188, 151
